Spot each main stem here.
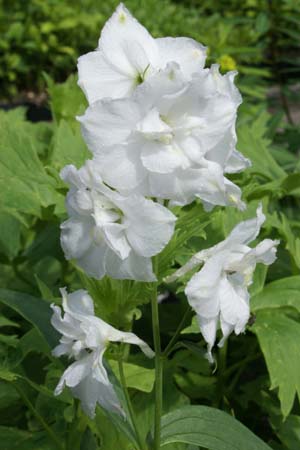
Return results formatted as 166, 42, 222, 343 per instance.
151, 260, 163, 450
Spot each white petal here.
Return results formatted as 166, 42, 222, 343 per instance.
141, 141, 188, 174
78, 98, 141, 152
241, 239, 279, 269
107, 328, 154, 358
55, 354, 92, 394
136, 107, 172, 135
219, 276, 250, 336
185, 254, 225, 318
196, 314, 218, 364
102, 223, 131, 260
78, 50, 134, 103
100, 4, 158, 78
120, 195, 176, 257
156, 37, 206, 78
77, 241, 107, 280
61, 288, 95, 317
50, 304, 81, 344
253, 239, 279, 265
72, 371, 123, 418
93, 144, 146, 191
60, 217, 93, 260
225, 149, 251, 173
227, 204, 265, 246
105, 247, 156, 281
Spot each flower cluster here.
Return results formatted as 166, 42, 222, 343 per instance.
165, 205, 279, 362
52, 289, 154, 417
60, 3, 251, 283
51, 3, 279, 420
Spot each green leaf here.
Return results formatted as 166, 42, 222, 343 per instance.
159, 203, 210, 278
182, 316, 199, 334
45, 73, 87, 126
0, 213, 22, 260
0, 368, 18, 382
159, 405, 272, 449
109, 361, 155, 393
0, 120, 59, 217
276, 414, 300, 450
251, 276, 300, 313
50, 120, 90, 170
253, 310, 300, 417
237, 113, 286, 181
0, 289, 59, 350
174, 372, 216, 400
0, 427, 56, 450
81, 276, 153, 329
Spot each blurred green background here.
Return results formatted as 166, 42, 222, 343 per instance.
1, 2, 300, 449
1, 0, 300, 114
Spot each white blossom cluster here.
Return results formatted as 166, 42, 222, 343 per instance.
51, 3, 279, 418
51, 289, 154, 417
60, 3, 251, 283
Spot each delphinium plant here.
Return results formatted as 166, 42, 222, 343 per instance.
50, 4, 278, 449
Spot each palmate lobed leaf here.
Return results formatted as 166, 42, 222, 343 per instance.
0, 120, 59, 218
252, 310, 300, 418
158, 203, 210, 279
50, 119, 90, 171
237, 112, 286, 181
251, 276, 300, 312
251, 276, 300, 416
158, 405, 272, 449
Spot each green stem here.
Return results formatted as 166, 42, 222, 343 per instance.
118, 355, 144, 450
151, 265, 163, 450
215, 340, 228, 409
163, 307, 191, 357
13, 383, 65, 450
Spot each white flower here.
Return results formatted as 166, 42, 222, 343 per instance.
167, 205, 279, 362
60, 163, 176, 281
51, 288, 154, 418
78, 64, 248, 209
77, 3, 206, 103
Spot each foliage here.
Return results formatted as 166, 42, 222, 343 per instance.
0, 1, 300, 449
1, 0, 299, 103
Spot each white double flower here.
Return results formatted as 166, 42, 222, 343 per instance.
166, 205, 279, 362
60, 163, 176, 281
76, 4, 250, 209
79, 63, 248, 209
78, 3, 207, 103
51, 288, 154, 418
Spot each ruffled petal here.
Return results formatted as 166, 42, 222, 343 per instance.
196, 314, 218, 364
227, 204, 265, 246
78, 98, 141, 152
225, 149, 251, 173
100, 4, 158, 78
78, 50, 133, 103
93, 144, 146, 191
102, 223, 131, 260
54, 353, 93, 394
60, 217, 93, 260
185, 254, 225, 318
105, 247, 156, 281
219, 276, 250, 340
156, 37, 206, 78
77, 241, 107, 280
141, 141, 189, 174
120, 195, 176, 257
